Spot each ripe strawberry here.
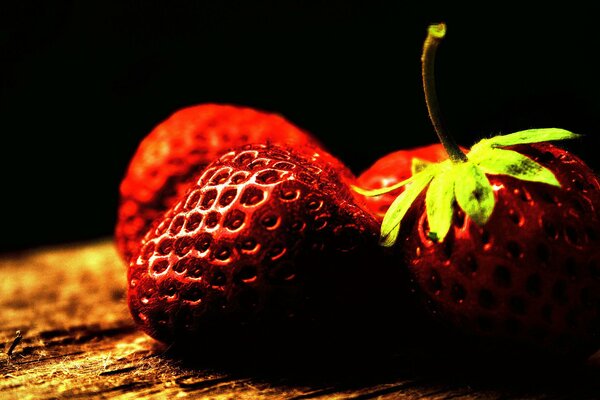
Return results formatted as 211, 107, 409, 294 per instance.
357, 23, 600, 358
116, 104, 326, 263
356, 144, 453, 219
127, 143, 394, 346
399, 141, 600, 357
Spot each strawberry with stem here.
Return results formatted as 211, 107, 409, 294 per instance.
357, 23, 600, 357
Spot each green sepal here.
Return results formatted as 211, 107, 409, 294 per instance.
352, 127, 580, 248
411, 157, 432, 175
425, 162, 455, 242
471, 147, 560, 187
351, 176, 413, 198
473, 128, 580, 151
380, 168, 436, 247
454, 162, 495, 226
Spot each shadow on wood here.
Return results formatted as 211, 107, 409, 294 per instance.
0, 239, 598, 399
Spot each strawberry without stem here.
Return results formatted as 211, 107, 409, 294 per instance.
128, 144, 397, 346
116, 104, 327, 263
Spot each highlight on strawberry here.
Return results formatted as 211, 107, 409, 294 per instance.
355, 23, 600, 358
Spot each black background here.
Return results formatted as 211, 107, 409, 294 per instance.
1, 2, 599, 253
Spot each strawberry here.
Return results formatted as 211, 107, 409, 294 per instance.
399, 141, 600, 357
357, 23, 600, 357
127, 143, 395, 346
116, 104, 326, 263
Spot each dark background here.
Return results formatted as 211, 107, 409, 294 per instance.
1, 2, 599, 253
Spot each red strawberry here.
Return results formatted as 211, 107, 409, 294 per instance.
116, 104, 329, 263
127, 143, 395, 346
357, 23, 600, 358
399, 141, 600, 357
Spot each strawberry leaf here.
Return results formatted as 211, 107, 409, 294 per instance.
411, 157, 432, 175
380, 169, 435, 247
354, 127, 580, 248
381, 222, 401, 248
351, 176, 414, 197
454, 162, 494, 226
425, 165, 456, 242
472, 147, 560, 187
476, 128, 580, 149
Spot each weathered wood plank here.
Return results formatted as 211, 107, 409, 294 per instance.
0, 239, 598, 399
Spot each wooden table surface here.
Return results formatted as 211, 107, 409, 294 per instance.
1, 239, 599, 399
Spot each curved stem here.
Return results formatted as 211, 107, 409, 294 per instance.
422, 23, 468, 163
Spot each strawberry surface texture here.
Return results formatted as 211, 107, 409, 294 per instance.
127, 143, 398, 346
397, 143, 600, 357
116, 104, 323, 263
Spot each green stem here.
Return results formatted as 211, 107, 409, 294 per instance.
422, 23, 468, 163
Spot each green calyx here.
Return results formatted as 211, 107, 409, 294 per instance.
358, 23, 582, 247
376, 128, 580, 246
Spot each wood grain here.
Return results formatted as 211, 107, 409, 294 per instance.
0, 239, 598, 399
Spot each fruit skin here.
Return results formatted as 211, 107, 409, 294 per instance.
127, 143, 396, 346
399, 143, 600, 357
116, 104, 324, 263
356, 144, 453, 219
